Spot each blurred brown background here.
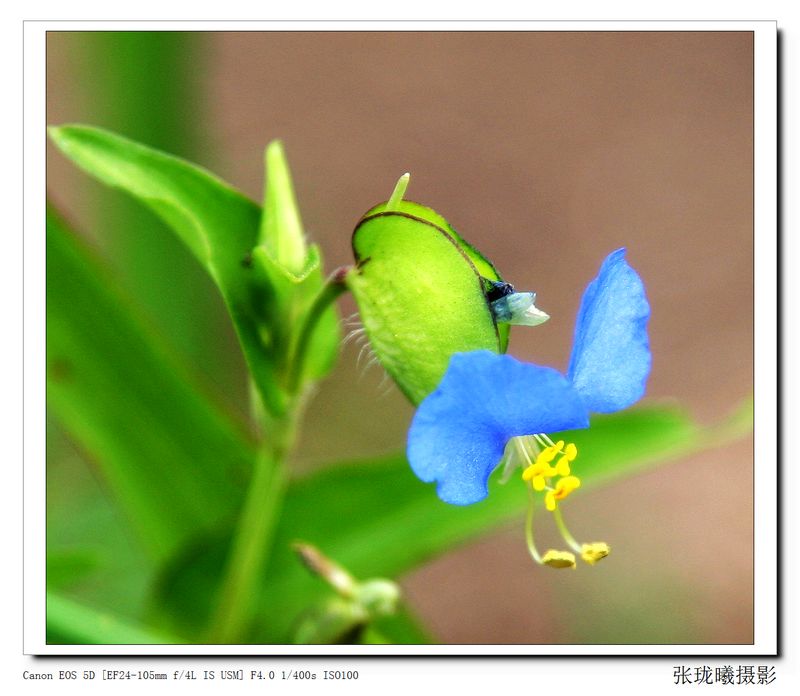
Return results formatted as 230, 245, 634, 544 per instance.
47, 31, 754, 644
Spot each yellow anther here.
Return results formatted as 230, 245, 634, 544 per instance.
553, 440, 565, 451
564, 442, 577, 460
522, 447, 560, 486
581, 542, 610, 565
521, 465, 534, 481
545, 475, 582, 511
541, 549, 577, 569
537, 447, 558, 465
555, 455, 571, 477
522, 464, 549, 492
536, 453, 558, 476
557, 475, 581, 494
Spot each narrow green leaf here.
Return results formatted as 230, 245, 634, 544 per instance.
47, 592, 180, 645
47, 207, 255, 560
48, 124, 288, 415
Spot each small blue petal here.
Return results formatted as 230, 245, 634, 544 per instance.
567, 249, 651, 413
407, 350, 590, 505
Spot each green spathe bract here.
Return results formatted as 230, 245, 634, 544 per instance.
348, 190, 509, 405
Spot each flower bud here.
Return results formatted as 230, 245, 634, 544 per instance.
347, 180, 510, 405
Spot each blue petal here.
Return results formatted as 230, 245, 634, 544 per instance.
567, 248, 651, 413
407, 350, 590, 505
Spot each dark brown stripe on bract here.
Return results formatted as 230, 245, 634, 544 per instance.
351, 210, 501, 349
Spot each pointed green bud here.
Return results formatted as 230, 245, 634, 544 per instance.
259, 140, 307, 275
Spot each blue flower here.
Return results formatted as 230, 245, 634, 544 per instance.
406, 248, 650, 568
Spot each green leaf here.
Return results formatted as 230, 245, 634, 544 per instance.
48, 124, 289, 415
47, 592, 180, 645
47, 207, 256, 561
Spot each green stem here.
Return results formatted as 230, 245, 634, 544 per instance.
208, 415, 294, 644
208, 269, 349, 643
286, 267, 350, 394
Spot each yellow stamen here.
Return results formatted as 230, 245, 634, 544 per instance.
522, 465, 549, 492
521, 465, 535, 481
522, 448, 559, 487
541, 549, 577, 569
555, 455, 571, 477
545, 475, 582, 511
581, 542, 610, 565
537, 452, 558, 474
538, 447, 558, 464
518, 436, 608, 570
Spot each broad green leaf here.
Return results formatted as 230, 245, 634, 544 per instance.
48, 124, 290, 414
47, 592, 180, 645
47, 207, 255, 561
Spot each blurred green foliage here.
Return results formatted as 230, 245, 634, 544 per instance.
47, 206, 254, 560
